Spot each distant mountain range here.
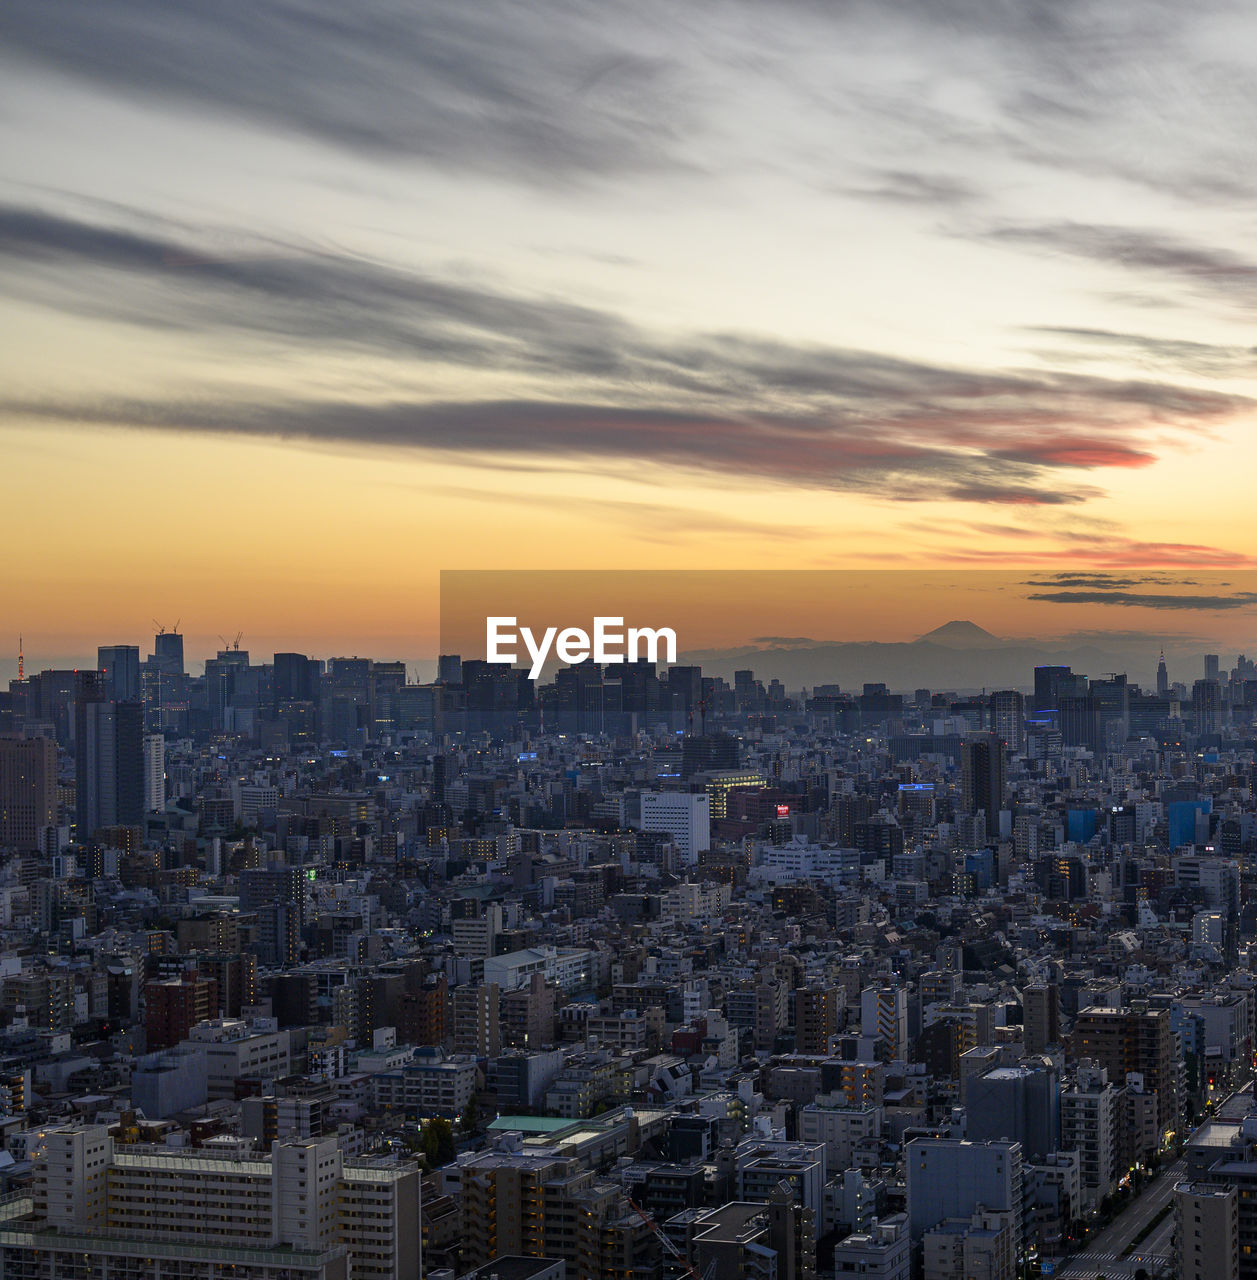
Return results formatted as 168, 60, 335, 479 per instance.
680, 620, 1204, 694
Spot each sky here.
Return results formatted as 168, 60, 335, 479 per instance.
3, 0, 1257, 668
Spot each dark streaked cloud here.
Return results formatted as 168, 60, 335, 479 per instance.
1025, 589, 1257, 610
985, 222, 1257, 310
1, 200, 1253, 505
838, 169, 979, 207
1026, 327, 1257, 377
1, 1, 694, 184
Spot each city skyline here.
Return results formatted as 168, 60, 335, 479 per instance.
4, 0, 1257, 654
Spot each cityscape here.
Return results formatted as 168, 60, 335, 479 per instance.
0, 626, 1254, 1280
6, 1, 1257, 1279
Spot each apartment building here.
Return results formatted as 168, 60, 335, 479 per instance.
2, 1125, 420, 1280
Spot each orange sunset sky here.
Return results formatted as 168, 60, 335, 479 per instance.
2, 1, 1256, 672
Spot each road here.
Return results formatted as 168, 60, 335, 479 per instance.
1049, 1082, 1255, 1278
1052, 1158, 1183, 1279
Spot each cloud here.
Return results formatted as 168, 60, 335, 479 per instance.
1025, 327, 1257, 377
838, 169, 979, 206
1025, 590, 1257, 610
2, 200, 1253, 506
1, 1, 694, 185
985, 222, 1257, 311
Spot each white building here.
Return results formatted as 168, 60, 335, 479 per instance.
183, 1019, 292, 1100
14, 1125, 421, 1280
637, 791, 710, 866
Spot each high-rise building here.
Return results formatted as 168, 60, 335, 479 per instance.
0, 733, 57, 850
151, 629, 185, 674
1073, 1006, 1179, 1144
453, 982, 501, 1057
905, 1138, 1023, 1253
143, 732, 165, 812
145, 973, 218, 1050
960, 734, 1006, 819
638, 791, 710, 866
988, 690, 1025, 752
861, 987, 908, 1059
74, 672, 143, 840
1175, 1180, 1238, 1280
1022, 983, 1060, 1055
1205, 654, 1221, 682
241, 865, 307, 968
1193, 678, 1222, 735
795, 986, 841, 1056
459, 1148, 652, 1280
965, 1065, 1060, 1162
1157, 650, 1169, 697
1032, 665, 1072, 713
97, 645, 141, 702
1060, 1060, 1120, 1209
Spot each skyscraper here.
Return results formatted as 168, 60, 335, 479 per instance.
151, 629, 184, 675
0, 734, 57, 850
143, 733, 165, 812
1157, 650, 1169, 697
1193, 678, 1222, 736
988, 690, 1025, 752
961, 734, 1006, 819
74, 672, 143, 839
97, 645, 141, 703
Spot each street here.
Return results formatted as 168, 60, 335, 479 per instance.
1051, 1158, 1183, 1279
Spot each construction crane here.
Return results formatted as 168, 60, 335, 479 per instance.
625, 1196, 715, 1280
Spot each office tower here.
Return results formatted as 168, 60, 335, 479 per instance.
97, 645, 141, 702
17, 1125, 420, 1280
1175, 1181, 1238, 1280
1022, 983, 1060, 1055
861, 986, 908, 1059
681, 731, 740, 778
1206, 653, 1221, 682
988, 689, 1025, 752
638, 790, 711, 865
0, 734, 57, 850
1088, 673, 1129, 747
1157, 650, 1169, 696
1072, 1005, 1179, 1141
437, 653, 462, 685
1193, 678, 1222, 735
74, 672, 143, 839
965, 1064, 1060, 1162
151, 628, 184, 674
898, 782, 936, 827
1032, 665, 1072, 713
960, 734, 1006, 819
905, 1137, 1023, 1250
142, 733, 165, 812
273, 651, 319, 707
